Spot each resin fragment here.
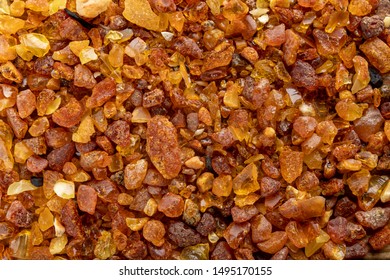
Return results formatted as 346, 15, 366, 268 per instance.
146, 115, 182, 179
279, 150, 303, 184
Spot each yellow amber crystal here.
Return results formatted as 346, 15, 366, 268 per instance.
19, 33, 50, 58
69, 40, 90, 57
0, 15, 25, 35
38, 207, 54, 232
123, 0, 167, 32
72, 115, 95, 143
126, 217, 149, 231
49, 234, 68, 255
233, 163, 260, 195
94, 231, 116, 260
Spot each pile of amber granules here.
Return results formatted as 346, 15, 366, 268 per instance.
0, 0, 390, 260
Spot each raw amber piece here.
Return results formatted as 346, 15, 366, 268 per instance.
264, 24, 286, 47
279, 150, 303, 184
313, 28, 347, 57
354, 106, 384, 142
181, 243, 209, 260
123, 0, 166, 32
0, 15, 24, 35
335, 99, 364, 121
19, 33, 50, 58
6, 108, 27, 139
38, 207, 54, 232
53, 179, 75, 199
257, 231, 288, 254
348, 0, 372, 16
355, 207, 390, 230
29, 117, 49, 137
49, 234, 67, 255
124, 159, 148, 190
143, 220, 165, 247
9, 230, 32, 259
291, 60, 318, 91
359, 38, 390, 74
76, 0, 110, 18
251, 214, 272, 243
77, 185, 97, 215
72, 116, 95, 144
283, 29, 300, 66
94, 231, 116, 260
7, 180, 38, 196
323, 240, 346, 260
305, 230, 330, 257
212, 175, 232, 197
146, 115, 182, 179
52, 98, 84, 128
74, 64, 96, 89
16, 90, 36, 119
202, 45, 234, 72
232, 163, 260, 195
222, 0, 248, 21
351, 56, 370, 94
223, 222, 250, 249
158, 192, 184, 218
6, 201, 33, 228
86, 77, 116, 109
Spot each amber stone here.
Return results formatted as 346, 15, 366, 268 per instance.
6, 108, 27, 139
360, 38, 390, 74
143, 220, 165, 247
124, 159, 148, 190
369, 226, 390, 250
61, 200, 83, 238
86, 77, 116, 108
77, 185, 97, 215
158, 192, 184, 218
47, 143, 75, 171
16, 89, 36, 119
260, 177, 281, 197
6, 201, 33, 228
26, 155, 48, 173
257, 231, 288, 254
321, 178, 344, 196
327, 217, 348, 244
52, 98, 84, 128
196, 212, 216, 236
264, 24, 286, 47
313, 28, 347, 57
45, 128, 71, 149
167, 221, 201, 247
74, 64, 96, 89
172, 36, 202, 59
279, 150, 303, 184
211, 241, 234, 260
146, 115, 182, 179
105, 120, 131, 147
223, 221, 250, 249
355, 207, 390, 230
231, 205, 258, 223
322, 240, 346, 260
251, 214, 272, 243
354, 106, 384, 142
232, 163, 260, 195
212, 174, 232, 197
345, 222, 366, 243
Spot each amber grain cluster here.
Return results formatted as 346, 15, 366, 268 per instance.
0, 0, 390, 260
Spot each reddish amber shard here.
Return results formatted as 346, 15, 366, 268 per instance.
0, 0, 390, 260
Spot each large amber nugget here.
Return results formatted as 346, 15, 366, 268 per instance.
359, 38, 390, 74
146, 115, 182, 179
